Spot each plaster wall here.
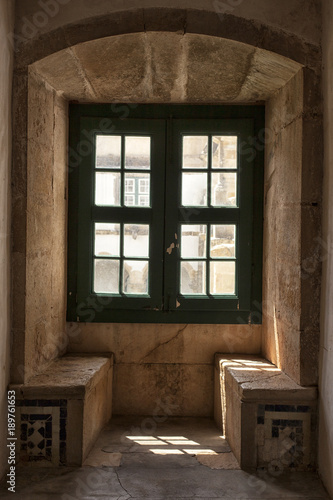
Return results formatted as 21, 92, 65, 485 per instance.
319, 0, 333, 495
14, 0, 321, 45
0, 0, 14, 480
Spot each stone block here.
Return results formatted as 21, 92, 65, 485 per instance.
266, 70, 303, 135
301, 118, 323, 204
237, 49, 302, 103
186, 34, 255, 102
62, 10, 145, 48
28, 70, 55, 148
33, 48, 94, 101
73, 34, 147, 102
147, 32, 186, 102
11, 353, 113, 466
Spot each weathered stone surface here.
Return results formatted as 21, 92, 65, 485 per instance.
113, 363, 214, 416
68, 323, 262, 364
33, 48, 95, 101
216, 355, 317, 401
302, 117, 323, 204
31, 33, 303, 105
262, 66, 322, 387
11, 354, 113, 399
215, 355, 318, 470
68, 322, 261, 414
73, 33, 147, 102
147, 32, 186, 102
14, 1, 322, 46
186, 34, 255, 102
237, 49, 302, 102
11, 354, 113, 466
266, 69, 304, 135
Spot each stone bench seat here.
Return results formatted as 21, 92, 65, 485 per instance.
214, 354, 317, 471
10, 353, 114, 466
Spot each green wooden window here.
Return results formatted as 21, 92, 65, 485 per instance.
67, 105, 264, 323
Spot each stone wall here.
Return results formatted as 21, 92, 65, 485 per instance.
0, 0, 14, 480
319, 0, 333, 496
68, 323, 261, 416
11, 69, 68, 383
14, 0, 321, 45
11, 4, 323, 411
262, 68, 322, 386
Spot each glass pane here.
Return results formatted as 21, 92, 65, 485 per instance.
212, 136, 237, 169
94, 223, 120, 257
124, 224, 149, 257
210, 225, 236, 258
95, 172, 120, 206
211, 172, 237, 207
125, 136, 150, 169
182, 173, 207, 206
123, 260, 149, 294
180, 261, 206, 294
124, 173, 150, 207
182, 136, 208, 169
210, 261, 236, 295
94, 259, 119, 293
95, 135, 121, 169
181, 225, 206, 258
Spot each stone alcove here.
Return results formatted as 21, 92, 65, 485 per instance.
11, 9, 322, 416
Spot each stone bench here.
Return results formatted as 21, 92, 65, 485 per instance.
214, 354, 317, 471
10, 353, 113, 466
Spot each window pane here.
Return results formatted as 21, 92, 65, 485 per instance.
180, 261, 206, 294
94, 223, 120, 257
95, 135, 121, 169
212, 136, 237, 169
181, 225, 206, 258
95, 172, 120, 206
211, 172, 237, 206
210, 261, 235, 295
210, 225, 236, 258
182, 136, 208, 169
123, 260, 149, 294
124, 224, 149, 257
124, 173, 150, 207
94, 259, 119, 293
182, 173, 207, 206
125, 136, 150, 169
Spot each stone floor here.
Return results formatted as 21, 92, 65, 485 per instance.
0, 417, 330, 499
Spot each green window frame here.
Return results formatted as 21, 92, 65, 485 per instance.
67, 104, 264, 324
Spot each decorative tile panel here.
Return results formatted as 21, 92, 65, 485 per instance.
256, 404, 315, 470
16, 400, 67, 465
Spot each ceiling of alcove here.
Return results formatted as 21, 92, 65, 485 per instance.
31, 32, 302, 103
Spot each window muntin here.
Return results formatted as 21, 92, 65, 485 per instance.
68, 105, 264, 323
